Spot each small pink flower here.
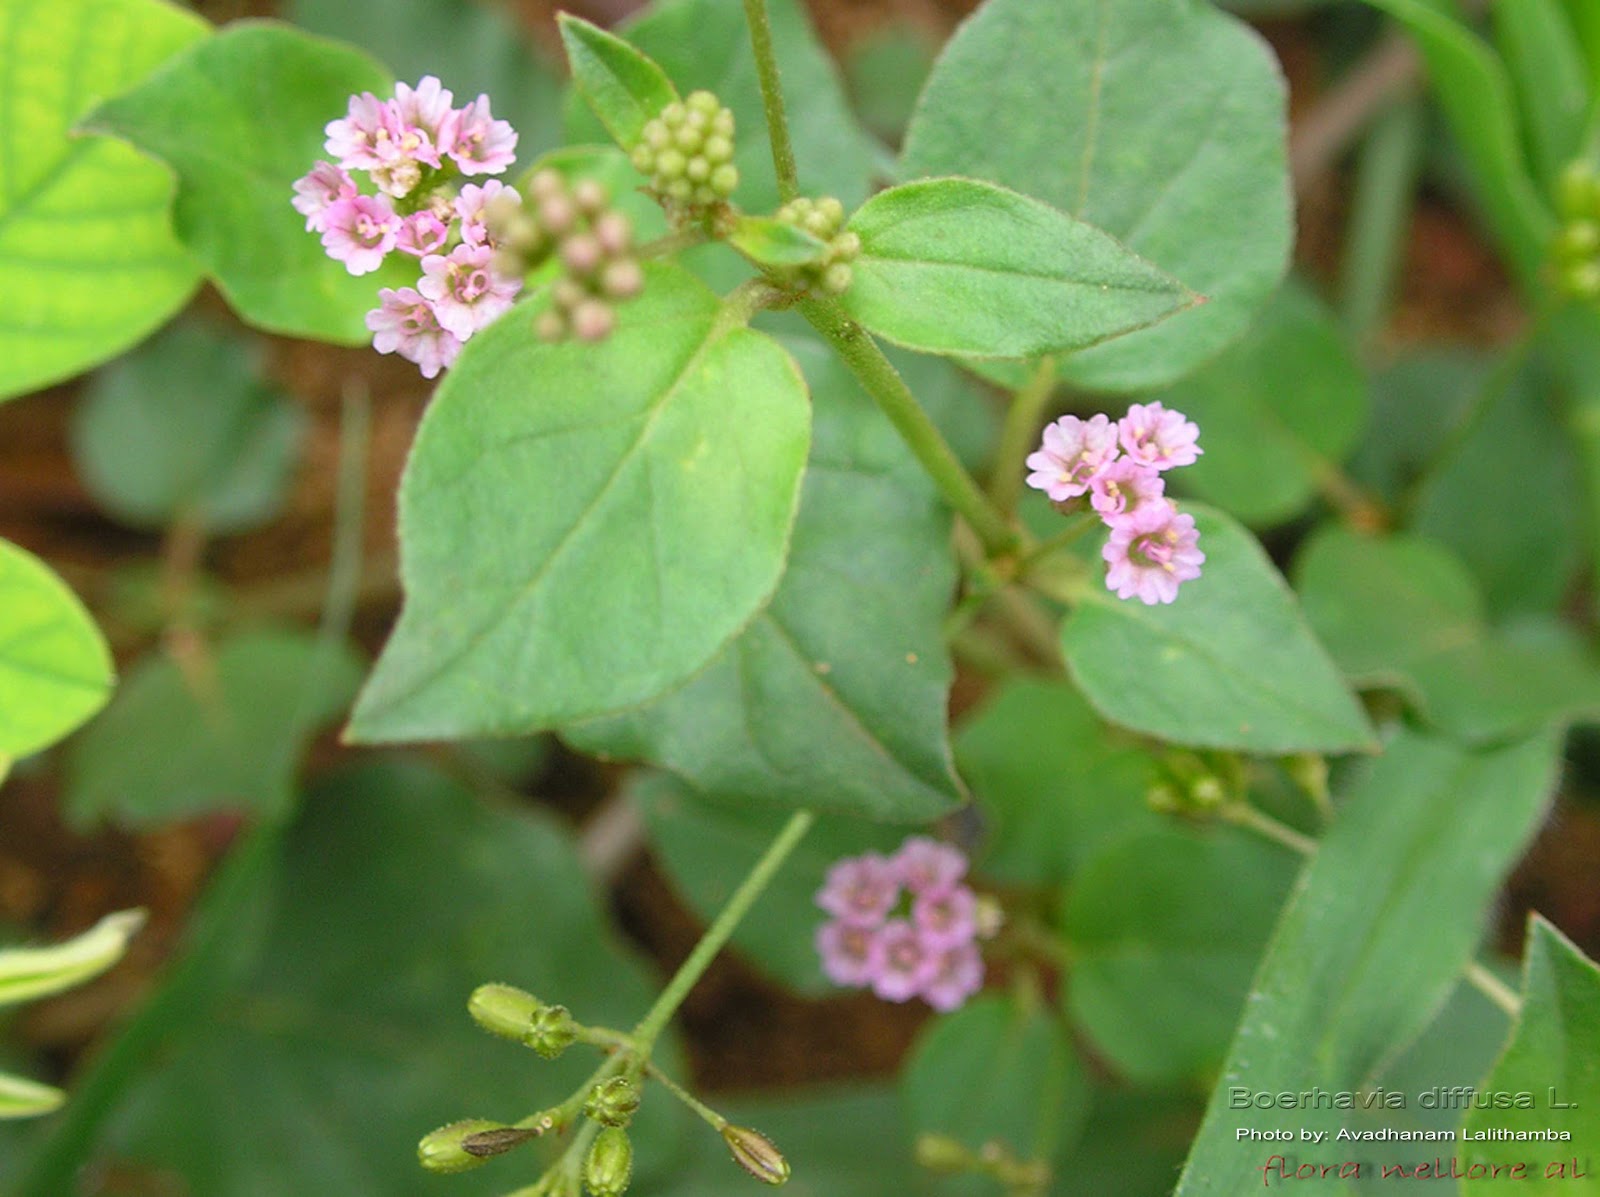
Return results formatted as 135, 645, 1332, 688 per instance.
455, 180, 516, 246
291, 161, 356, 232
1089, 458, 1165, 521
1118, 401, 1201, 471
366, 287, 462, 379
816, 854, 899, 926
445, 94, 518, 175
1103, 500, 1205, 605
922, 942, 984, 1012
912, 886, 977, 951
391, 76, 455, 161
870, 920, 939, 1002
417, 244, 521, 339
1024, 414, 1120, 502
893, 837, 967, 894
320, 194, 400, 275
815, 921, 883, 987
324, 91, 394, 171
395, 210, 451, 258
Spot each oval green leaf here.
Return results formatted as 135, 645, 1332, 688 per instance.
65, 629, 363, 827
900, 0, 1290, 390
1059, 506, 1376, 754
348, 263, 810, 740
0, 0, 207, 401
72, 321, 303, 533
558, 12, 678, 150
83, 21, 399, 343
840, 177, 1196, 359
0, 540, 113, 758
564, 338, 961, 822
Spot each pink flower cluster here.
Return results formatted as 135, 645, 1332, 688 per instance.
292, 78, 521, 378
815, 837, 984, 1012
1024, 401, 1206, 605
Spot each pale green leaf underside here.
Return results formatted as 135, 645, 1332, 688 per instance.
0, 538, 114, 758
1060, 506, 1376, 754
901, 0, 1290, 391
0, 1073, 64, 1120
0, 909, 144, 1007
84, 21, 396, 344
842, 177, 1196, 359
0, 0, 207, 401
348, 263, 810, 740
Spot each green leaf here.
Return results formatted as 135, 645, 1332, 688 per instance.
954, 679, 1164, 890
1347, 348, 1485, 507
1492, 0, 1591, 192
559, 12, 678, 150
1055, 1089, 1202, 1197
563, 336, 960, 822
1059, 506, 1376, 754
348, 263, 810, 741
84, 21, 399, 343
1462, 918, 1600, 1191
628, 772, 905, 993
1410, 351, 1583, 618
286, 0, 565, 159
1366, 0, 1556, 284
563, 0, 875, 215
1174, 727, 1562, 1194
71, 321, 303, 533
64, 629, 363, 827
1163, 283, 1368, 527
900, 0, 1291, 391
91, 761, 684, 1195
1296, 528, 1600, 741
0, 540, 114, 759
0, 910, 144, 1008
1566, 0, 1600, 87
1063, 825, 1298, 1086
0, 1074, 64, 1121
839, 178, 1196, 360
729, 215, 831, 269
0, 0, 207, 401
903, 994, 1089, 1181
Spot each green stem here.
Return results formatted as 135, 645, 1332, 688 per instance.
629, 810, 814, 1055
644, 1059, 727, 1131
741, 0, 799, 203
990, 355, 1057, 515
1338, 96, 1424, 350
799, 295, 1022, 559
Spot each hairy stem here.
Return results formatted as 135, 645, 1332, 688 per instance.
741, 0, 800, 203
990, 356, 1057, 515
799, 295, 1022, 559
629, 809, 814, 1056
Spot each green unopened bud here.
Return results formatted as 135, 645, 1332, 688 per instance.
820, 262, 853, 294
710, 164, 739, 197
1281, 752, 1328, 805
468, 983, 541, 1042
722, 1124, 790, 1185
915, 1133, 975, 1174
585, 1125, 634, 1196
1558, 220, 1600, 260
1560, 160, 1600, 220
529, 1003, 579, 1058
585, 1076, 641, 1127
1146, 782, 1182, 813
418, 1119, 503, 1173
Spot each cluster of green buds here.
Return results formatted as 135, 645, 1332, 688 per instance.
1554, 160, 1600, 301
486, 169, 645, 342
916, 1134, 1050, 1197
420, 982, 791, 1194
773, 196, 860, 295
1145, 749, 1247, 818
631, 90, 739, 222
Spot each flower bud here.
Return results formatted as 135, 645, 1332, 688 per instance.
914, 1133, 974, 1174
536, 308, 567, 342
601, 259, 644, 299
571, 299, 616, 342
561, 232, 603, 276
585, 1126, 634, 1196
1560, 160, 1600, 220
417, 1119, 503, 1173
584, 1076, 641, 1127
721, 1124, 790, 1185
468, 982, 542, 1042
528, 1003, 579, 1059
820, 262, 853, 294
